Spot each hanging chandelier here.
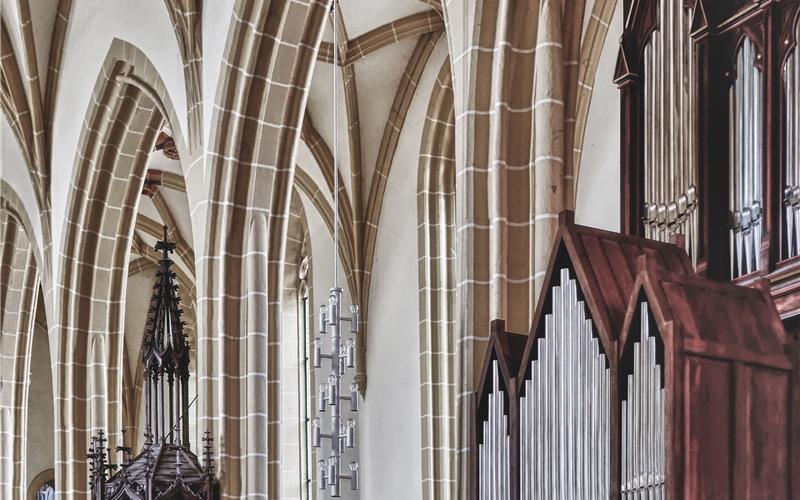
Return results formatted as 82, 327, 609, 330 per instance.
311, 1, 360, 496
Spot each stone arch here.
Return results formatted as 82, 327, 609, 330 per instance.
1, 176, 48, 302
436, 2, 625, 495
87, 335, 106, 436
0, 16, 49, 269
0, 205, 44, 499
0, 409, 11, 498
416, 59, 457, 500
198, 1, 327, 496
54, 39, 189, 498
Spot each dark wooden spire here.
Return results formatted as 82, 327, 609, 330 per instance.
89, 227, 218, 500
143, 226, 191, 447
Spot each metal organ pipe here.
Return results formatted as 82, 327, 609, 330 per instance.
621, 302, 665, 498
518, 269, 610, 499
478, 360, 511, 500
643, 1, 698, 266
729, 37, 764, 278
784, 27, 800, 257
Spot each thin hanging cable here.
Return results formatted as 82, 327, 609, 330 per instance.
332, 0, 339, 288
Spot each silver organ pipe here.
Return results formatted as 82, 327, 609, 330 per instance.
621, 302, 665, 498
643, 1, 698, 266
518, 269, 610, 499
729, 37, 764, 278
478, 360, 511, 500
784, 26, 800, 257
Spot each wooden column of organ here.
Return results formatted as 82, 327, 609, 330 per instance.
615, 0, 800, 326
469, 214, 797, 499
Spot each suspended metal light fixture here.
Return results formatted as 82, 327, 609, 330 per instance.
311, 1, 360, 496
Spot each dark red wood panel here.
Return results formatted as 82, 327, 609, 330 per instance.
745, 367, 791, 500
472, 215, 795, 500
684, 356, 732, 499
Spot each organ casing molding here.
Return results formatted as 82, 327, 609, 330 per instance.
469, 212, 797, 499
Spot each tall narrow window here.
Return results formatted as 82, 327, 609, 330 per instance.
784, 20, 800, 258
297, 270, 314, 500
642, 1, 698, 264
729, 38, 764, 278
280, 253, 315, 499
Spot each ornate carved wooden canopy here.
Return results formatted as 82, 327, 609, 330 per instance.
88, 227, 218, 500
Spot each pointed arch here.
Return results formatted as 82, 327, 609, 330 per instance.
0, 206, 43, 499
54, 40, 188, 499
199, 1, 327, 495
416, 59, 457, 500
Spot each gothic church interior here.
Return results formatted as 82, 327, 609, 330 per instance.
1, 0, 798, 499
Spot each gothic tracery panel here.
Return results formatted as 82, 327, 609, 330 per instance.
729, 37, 764, 278
642, 0, 699, 265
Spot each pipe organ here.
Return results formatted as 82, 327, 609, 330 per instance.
618, 1, 800, 305
784, 20, 800, 258
470, 215, 796, 500
518, 269, 610, 500
729, 38, 764, 278
641, 0, 698, 265
620, 303, 665, 498
477, 360, 511, 500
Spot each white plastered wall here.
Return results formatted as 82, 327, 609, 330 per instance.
358, 39, 448, 500
575, 0, 624, 232
201, 0, 235, 153
0, 118, 43, 254
25, 322, 54, 493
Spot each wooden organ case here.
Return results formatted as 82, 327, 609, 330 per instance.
616, 0, 800, 326
620, 259, 794, 499
470, 213, 797, 499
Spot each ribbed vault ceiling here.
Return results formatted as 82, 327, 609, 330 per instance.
304, 0, 444, 200
298, 2, 445, 288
